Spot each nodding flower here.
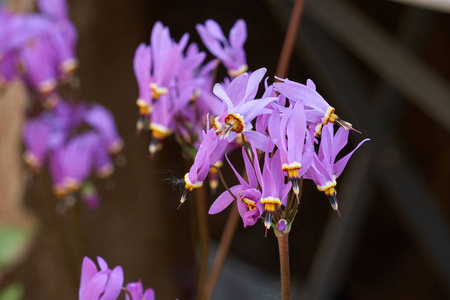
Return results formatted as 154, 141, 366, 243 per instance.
255, 150, 292, 232
196, 19, 247, 78
305, 123, 369, 214
209, 146, 264, 228
268, 102, 314, 199
212, 68, 277, 143
180, 127, 228, 207
273, 78, 360, 136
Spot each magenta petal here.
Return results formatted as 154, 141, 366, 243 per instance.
334, 138, 370, 178
205, 19, 227, 42
243, 130, 273, 152
229, 19, 247, 49
143, 288, 155, 300
243, 67, 266, 100
99, 266, 124, 300
80, 257, 98, 294
80, 274, 108, 300
97, 256, 108, 271
209, 185, 243, 214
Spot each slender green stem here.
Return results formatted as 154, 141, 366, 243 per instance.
276, 232, 290, 300
203, 205, 240, 300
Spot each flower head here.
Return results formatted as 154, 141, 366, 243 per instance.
274, 78, 359, 136
305, 124, 369, 213
79, 256, 124, 300
196, 19, 247, 77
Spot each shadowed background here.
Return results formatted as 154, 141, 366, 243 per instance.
0, 0, 449, 299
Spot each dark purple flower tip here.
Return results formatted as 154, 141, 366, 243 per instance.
277, 219, 287, 233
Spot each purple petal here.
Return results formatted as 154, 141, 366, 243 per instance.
99, 266, 124, 300
80, 257, 98, 294
209, 185, 243, 214
334, 138, 370, 178
80, 274, 108, 300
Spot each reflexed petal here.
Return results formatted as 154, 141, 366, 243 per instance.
209, 185, 243, 214
229, 19, 247, 49
334, 138, 370, 178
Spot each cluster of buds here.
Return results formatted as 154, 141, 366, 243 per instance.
79, 256, 154, 300
0, 0, 123, 209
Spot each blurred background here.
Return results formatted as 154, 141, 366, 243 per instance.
0, 0, 449, 299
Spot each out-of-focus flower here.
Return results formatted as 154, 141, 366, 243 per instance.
79, 256, 124, 300
196, 19, 247, 77
125, 280, 155, 300
305, 124, 369, 213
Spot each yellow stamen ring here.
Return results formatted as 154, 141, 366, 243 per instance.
61, 58, 79, 74
261, 196, 281, 213
149, 123, 173, 139
282, 162, 302, 179
184, 173, 203, 191
242, 198, 257, 211
321, 107, 336, 125
149, 83, 168, 99
317, 178, 337, 195
224, 113, 245, 134
228, 64, 248, 78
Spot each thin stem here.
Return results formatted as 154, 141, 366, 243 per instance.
122, 287, 133, 299
203, 205, 240, 300
211, 165, 237, 201
276, 232, 290, 300
195, 185, 210, 300
275, 0, 306, 78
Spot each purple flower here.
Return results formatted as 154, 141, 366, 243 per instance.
273, 78, 359, 136
181, 127, 228, 206
79, 256, 124, 300
268, 102, 314, 196
212, 68, 277, 148
84, 103, 123, 154
49, 133, 95, 198
305, 124, 369, 213
209, 147, 264, 228
256, 150, 291, 230
80, 183, 100, 210
125, 280, 155, 300
23, 117, 52, 171
196, 19, 247, 77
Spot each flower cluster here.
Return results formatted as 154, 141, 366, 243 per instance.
0, 0, 123, 208
133, 19, 369, 233
187, 68, 369, 232
23, 101, 123, 208
79, 256, 154, 300
133, 19, 248, 157
0, 0, 78, 106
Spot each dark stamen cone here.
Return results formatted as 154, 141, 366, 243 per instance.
178, 190, 189, 209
